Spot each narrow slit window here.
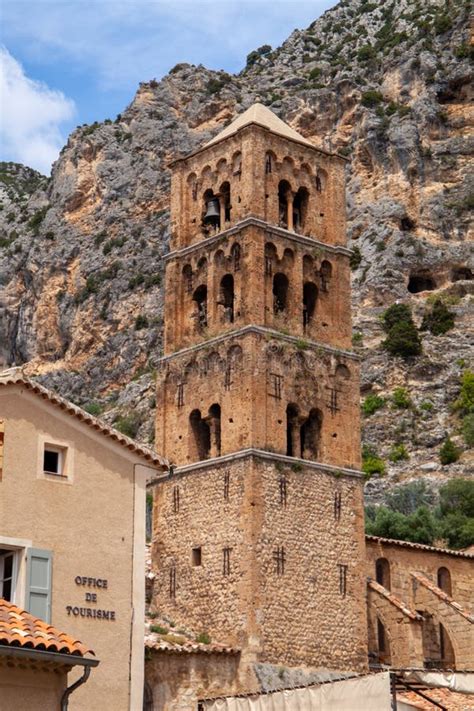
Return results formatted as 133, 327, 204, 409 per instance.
269, 373, 282, 399
223, 547, 231, 575
173, 486, 180, 513
177, 383, 185, 407
279, 476, 287, 506
334, 491, 342, 521
338, 563, 348, 597
192, 547, 202, 566
169, 567, 176, 598
224, 471, 230, 500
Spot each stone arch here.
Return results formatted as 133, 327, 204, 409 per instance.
219, 273, 234, 323
207, 351, 224, 372
265, 150, 277, 174
232, 151, 242, 175
437, 567, 452, 596
192, 284, 207, 331
282, 156, 295, 172
286, 403, 300, 457
273, 273, 289, 314
320, 260, 332, 292
182, 263, 193, 294
227, 344, 243, 368
207, 403, 222, 457
415, 599, 462, 666
202, 188, 220, 229
190, 409, 211, 461
230, 242, 241, 271
300, 161, 313, 176
316, 168, 328, 192
303, 281, 318, 329
278, 179, 293, 229
213, 249, 226, 267
300, 408, 322, 460
196, 256, 208, 273
219, 180, 231, 224
282, 247, 295, 265
368, 596, 399, 665
303, 254, 315, 279
335, 363, 351, 381
186, 172, 198, 201
216, 157, 227, 174
375, 558, 391, 590
293, 186, 310, 233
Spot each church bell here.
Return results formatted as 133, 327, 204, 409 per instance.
203, 197, 220, 225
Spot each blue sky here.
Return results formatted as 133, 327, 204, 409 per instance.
1, 0, 336, 174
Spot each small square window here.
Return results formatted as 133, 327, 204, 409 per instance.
191, 547, 202, 567
43, 446, 65, 475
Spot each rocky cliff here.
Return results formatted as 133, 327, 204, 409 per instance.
0, 0, 472, 499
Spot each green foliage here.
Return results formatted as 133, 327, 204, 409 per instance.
420, 400, 433, 412
439, 437, 460, 465
350, 246, 362, 270
94, 230, 107, 246
385, 480, 435, 516
362, 394, 385, 416
366, 505, 438, 545
357, 44, 376, 62
206, 74, 231, 95
246, 44, 272, 66
114, 412, 142, 438
361, 90, 384, 107
308, 67, 322, 80
434, 13, 452, 35
83, 121, 100, 136
462, 414, 474, 447
421, 299, 455, 336
392, 387, 412, 409
455, 43, 474, 60
362, 445, 385, 478
439, 478, 474, 519
28, 206, 48, 232
352, 331, 363, 346
382, 303, 422, 358
150, 624, 168, 635
83, 401, 103, 416
135, 314, 149, 330
195, 632, 211, 644
103, 236, 127, 255
389, 443, 409, 462
454, 371, 474, 415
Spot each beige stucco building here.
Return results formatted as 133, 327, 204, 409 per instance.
0, 371, 167, 710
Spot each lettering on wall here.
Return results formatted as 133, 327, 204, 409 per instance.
66, 576, 116, 621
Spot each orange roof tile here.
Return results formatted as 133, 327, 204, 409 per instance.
398, 688, 474, 710
366, 535, 474, 560
0, 598, 93, 657
368, 578, 422, 621
0, 369, 168, 469
411, 572, 474, 622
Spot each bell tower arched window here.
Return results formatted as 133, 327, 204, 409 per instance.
293, 187, 309, 233
300, 409, 322, 460
303, 281, 318, 328
278, 180, 292, 229
192, 285, 207, 331
219, 181, 231, 225
190, 409, 211, 460
203, 189, 220, 231
273, 273, 289, 314
219, 274, 234, 323
286, 404, 300, 457
207, 403, 221, 458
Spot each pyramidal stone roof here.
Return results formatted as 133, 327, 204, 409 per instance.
204, 102, 315, 149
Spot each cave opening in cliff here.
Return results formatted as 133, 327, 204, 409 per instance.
408, 271, 436, 293
400, 216, 416, 231
452, 267, 473, 282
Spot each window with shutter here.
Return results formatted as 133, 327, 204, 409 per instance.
25, 548, 52, 623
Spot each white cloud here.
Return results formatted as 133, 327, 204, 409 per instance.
0, 47, 75, 174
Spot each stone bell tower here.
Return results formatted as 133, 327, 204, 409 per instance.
152, 104, 368, 672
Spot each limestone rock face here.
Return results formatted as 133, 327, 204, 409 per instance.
0, 0, 472, 496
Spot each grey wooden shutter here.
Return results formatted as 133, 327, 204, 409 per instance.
25, 548, 52, 623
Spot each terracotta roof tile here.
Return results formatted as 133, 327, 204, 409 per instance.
397, 688, 474, 710
0, 369, 168, 469
366, 535, 474, 560
0, 598, 93, 657
411, 572, 474, 622
368, 579, 422, 620
144, 614, 238, 655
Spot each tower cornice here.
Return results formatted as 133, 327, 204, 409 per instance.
163, 216, 353, 262
161, 448, 363, 480
160, 324, 359, 364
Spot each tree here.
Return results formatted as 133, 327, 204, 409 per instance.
439, 478, 474, 518
439, 437, 460, 465
421, 299, 455, 335
454, 371, 474, 415
382, 303, 422, 358
385, 481, 434, 515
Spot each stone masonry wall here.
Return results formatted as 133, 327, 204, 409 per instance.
151, 453, 367, 671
